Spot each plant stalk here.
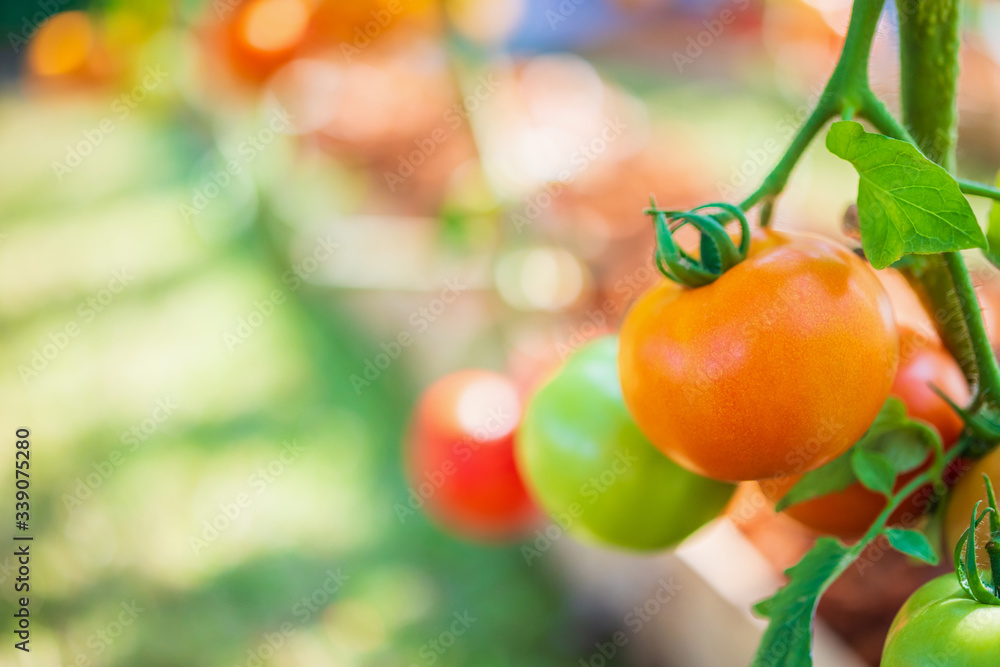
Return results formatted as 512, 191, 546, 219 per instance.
890, 0, 1000, 405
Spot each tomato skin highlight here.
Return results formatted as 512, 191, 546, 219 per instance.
406, 370, 537, 541
882, 574, 1000, 667
760, 327, 969, 540
619, 228, 899, 482
517, 337, 735, 549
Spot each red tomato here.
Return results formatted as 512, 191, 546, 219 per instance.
406, 370, 537, 540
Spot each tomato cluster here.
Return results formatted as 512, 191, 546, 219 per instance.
404, 227, 983, 567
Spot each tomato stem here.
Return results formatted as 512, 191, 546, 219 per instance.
958, 179, 1000, 202
942, 251, 1000, 407
886, 0, 1000, 407
735, 0, 885, 223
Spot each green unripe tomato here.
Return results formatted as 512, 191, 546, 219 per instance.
516, 336, 735, 550
882, 574, 1000, 666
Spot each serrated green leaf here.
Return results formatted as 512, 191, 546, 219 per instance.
826, 121, 985, 269
884, 528, 939, 565
751, 538, 851, 667
851, 448, 896, 496
987, 170, 1000, 269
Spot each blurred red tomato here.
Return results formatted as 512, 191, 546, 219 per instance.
406, 369, 537, 540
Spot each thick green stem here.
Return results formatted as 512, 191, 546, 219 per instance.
945, 251, 1000, 403
959, 179, 1000, 201
897, 256, 980, 386
889, 0, 1000, 404
896, 0, 961, 171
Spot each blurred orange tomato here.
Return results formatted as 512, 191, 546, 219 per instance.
212, 0, 313, 83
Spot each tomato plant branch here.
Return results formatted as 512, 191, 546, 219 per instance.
895, 0, 961, 172
944, 251, 1000, 406
736, 0, 885, 221
887, 0, 1000, 406
959, 179, 1000, 201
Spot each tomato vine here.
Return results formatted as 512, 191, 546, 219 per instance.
662, 0, 1000, 663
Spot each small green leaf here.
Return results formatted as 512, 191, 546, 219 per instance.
851, 448, 896, 496
884, 528, 939, 565
862, 420, 939, 475
774, 453, 855, 512
751, 538, 851, 667
987, 170, 1000, 269
774, 398, 940, 511
826, 121, 986, 269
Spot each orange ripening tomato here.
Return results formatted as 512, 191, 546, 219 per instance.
406, 370, 537, 541
619, 228, 899, 482
761, 326, 970, 540
215, 0, 313, 84
945, 448, 1000, 564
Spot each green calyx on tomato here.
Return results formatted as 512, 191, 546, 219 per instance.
644, 199, 751, 287
516, 336, 735, 550
619, 227, 899, 482
882, 475, 1000, 666
953, 476, 1000, 605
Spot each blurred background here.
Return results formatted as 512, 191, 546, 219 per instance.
4, 0, 1000, 665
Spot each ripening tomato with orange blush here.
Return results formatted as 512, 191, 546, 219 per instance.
761, 326, 970, 540
619, 228, 899, 482
406, 370, 537, 540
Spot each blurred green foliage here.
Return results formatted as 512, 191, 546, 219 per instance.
0, 84, 580, 665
